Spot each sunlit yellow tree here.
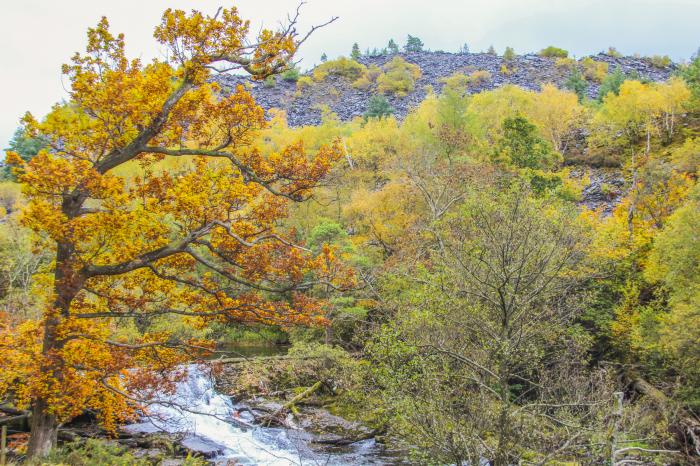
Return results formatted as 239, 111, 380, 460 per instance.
1, 6, 345, 457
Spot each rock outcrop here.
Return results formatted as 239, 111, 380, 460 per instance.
214, 51, 675, 127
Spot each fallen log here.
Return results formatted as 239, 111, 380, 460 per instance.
210, 355, 322, 365
283, 381, 323, 415
259, 381, 324, 427
0, 407, 27, 417
625, 370, 700, 458
314, 426, 387, 446
0, 414, 30, 425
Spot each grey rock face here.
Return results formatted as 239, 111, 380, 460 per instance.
571, 167, 627, 215
213, 51, 675, 127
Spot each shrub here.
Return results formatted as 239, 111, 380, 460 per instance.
539, 46, 569, 58
263, 75, 276, 88
503, 46, 516, 62
555, 57, 576, 70
366, 64, 383, 81
467, 70, 491, 86
500, 63, 514, 75
364, 95, 395, 119
296, 75, 314, 93
312, 57, 367, 81
580, 57, 609, 83
29, 439, 152, 466
377, 56, 422, 97
285, 342, 360, 390
232, 342, 360, 397
0, 181, 22, 217
647, 54, 672, 68
440, 70, 491, 90
606, 46, 623, 58
352, 64, 384, 90
440, 73, 468, 90
352, 75, 372, 90
280, 67, 300, 82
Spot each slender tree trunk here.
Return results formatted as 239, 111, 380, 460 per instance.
494, 356, 512, 466
609, 392, 624, 466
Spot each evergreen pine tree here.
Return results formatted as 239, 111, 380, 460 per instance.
351, 43, 361, 60
404, 35, 424, 53
598, 67, 626, 100
364, 95, 395, 119
565, 67, 589, 102
2, 128, 46, 180
387, 39, 399, 54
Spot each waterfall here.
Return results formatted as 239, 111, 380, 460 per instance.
125, 364, 389, 465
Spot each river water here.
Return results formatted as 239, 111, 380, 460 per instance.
125, 363, 396, 465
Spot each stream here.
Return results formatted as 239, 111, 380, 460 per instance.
125, 363, 397, 465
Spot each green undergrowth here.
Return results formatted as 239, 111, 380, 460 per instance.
21, 438, 207, 466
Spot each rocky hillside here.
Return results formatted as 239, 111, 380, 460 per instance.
215, 51, 675, 126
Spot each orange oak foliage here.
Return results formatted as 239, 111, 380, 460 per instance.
0, 6, 345, 457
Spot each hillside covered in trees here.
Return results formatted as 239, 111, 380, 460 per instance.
1, 5, 699, 466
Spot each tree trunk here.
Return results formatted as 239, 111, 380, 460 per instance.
493, 360, 512, 466
25, 241, 80, 458
26, 399, 59, 458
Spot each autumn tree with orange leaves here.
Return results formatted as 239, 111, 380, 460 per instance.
0, 5, 346, 457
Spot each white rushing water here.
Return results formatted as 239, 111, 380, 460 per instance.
125, 365, 388, 465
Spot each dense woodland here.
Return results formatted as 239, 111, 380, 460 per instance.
1, 5, 699, 465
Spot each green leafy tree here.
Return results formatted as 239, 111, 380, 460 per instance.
404, 35, 424, 53
369, 188, 612, 466
306, 219, 360, 344
503, 46, 516, 62
539, 45, 569, 58
645, 185, 700, 409
598, 66, 626, 100
351, 42, 361, 60
681, 48, 700, 99
2, 127, 46, 180
435, 77, 477, 158
281, 66, 300, 82
495, 116, 556, 170
364, 95, 394, 119
387, 39, 399, 54
565, 67, 589, 102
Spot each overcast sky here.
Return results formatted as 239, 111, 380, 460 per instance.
2, 0, 699, 149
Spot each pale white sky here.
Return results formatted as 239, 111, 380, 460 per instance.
2, 0, 699, 149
